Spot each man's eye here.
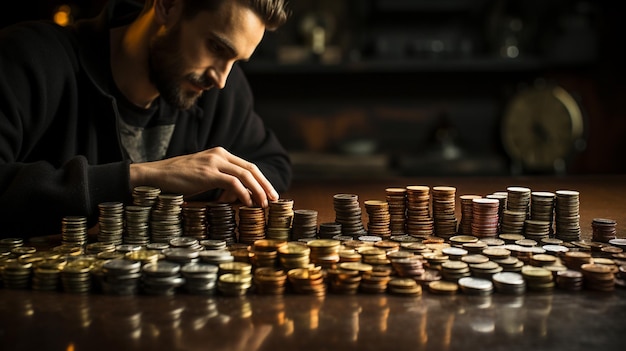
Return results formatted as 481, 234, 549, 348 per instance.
208, 40, 225, 54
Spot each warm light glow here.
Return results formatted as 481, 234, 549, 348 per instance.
66, 343, 75, 351
53, 4, 73, 27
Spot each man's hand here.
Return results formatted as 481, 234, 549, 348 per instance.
129, 147, 279, 207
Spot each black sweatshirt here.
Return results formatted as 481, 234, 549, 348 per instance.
0, 0, 292, 238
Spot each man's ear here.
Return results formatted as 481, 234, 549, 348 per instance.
154, 0, 183, 25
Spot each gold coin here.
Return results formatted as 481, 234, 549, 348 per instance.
428, 281, 458, 294
339, 262, 374, 273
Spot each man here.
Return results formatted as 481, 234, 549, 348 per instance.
0, 0, 292, 238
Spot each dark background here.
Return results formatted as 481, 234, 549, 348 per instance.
3, 0, 625, 180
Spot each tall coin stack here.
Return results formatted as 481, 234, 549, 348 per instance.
333, 194, 366, 237
150, 194, 184, 243
486, 192, 508, 230
182, 203, 208, 241
237, 206, 267, 245
97, 202, 125, 246
61, 216, 88, 247
266, 199, 294, 241
124, 205, 152, 245
471, 198, 500, 238
291, 209, 318, 241
458, 195, 482, 235
364, 200, 391, 239
206, 202, 237, 245
502, 186, 531, 235
530, 191, 556, 235
555, 190, 581, 242
405, 185, 433, 238
431, 186, 457, 240
385, 188, 407, 235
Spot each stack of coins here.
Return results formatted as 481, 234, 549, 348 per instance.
181, 203, 208, 240
253, 267, 287, 295
237, 206, 267, 245
555, 269, 584, 291
389, 254, 425, 278
132, 186, 161, 207
529, 253, 558, 267
530, 191, 556, 235
61, 216, 88, 247
307, 239, 341, 269
499, 233, 525, 244
250, 239, 284, 268
124, 205, 152, 245
318, 222, 342, 239
333, 194, 366, 237
385, 188, 407, 235
150, 194, 184, 244
141, 260, 183, 295
218, 273, 252, 296
458, 195, 482, 235
1, 259, 32, 289
181, 262, 219, 295
592, 218, 617, 243
266, 199, 294, 241
0, 237, 23, 254
162, 247, 199, 265
561, 251, 593, 270
523, 220, 551, 242
169, 237, 203, 251
580, 263, 615, 292
471, 198, 500, 238
405, 185, 433, 238
125, 249, 160, 267
521, 265, 554, 292
32, 257, 65, 291
441, 260, 471, 282
555, 190, 581, 242
458, 277, 494, 295
277, 242, 310, 270
291, 209, 318, 241
469, 261, 503, 279
100, 259, 141, 295
200, 239, 226, 251
431, 186, 457, 240
388, 277, 422, 296
360, 269, 391, 294
500, 210, 527, 235
326, 267, 362, 294
358, 247, 388, 266
97, 202, 125, 245
507, 186, 531, 218
364, 200, 392, 239
287, 266, 325, 296
492, 271, 526, 294
493, 255, 524, 272
61, 259, 93, 294
198, 248, 234, 266
486, 192, 508, 229
206, 202, 237, 245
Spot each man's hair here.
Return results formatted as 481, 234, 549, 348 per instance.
144, 0, 289, 31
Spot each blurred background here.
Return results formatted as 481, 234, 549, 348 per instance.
3, 0, 625, 180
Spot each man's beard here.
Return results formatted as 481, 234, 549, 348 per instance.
148, 27, 213, 110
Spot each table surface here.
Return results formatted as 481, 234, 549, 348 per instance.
2, 175, 626, 351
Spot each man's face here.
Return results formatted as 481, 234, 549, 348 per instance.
148, 1, 265, 109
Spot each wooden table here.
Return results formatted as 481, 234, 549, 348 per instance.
1, 175, 625, 351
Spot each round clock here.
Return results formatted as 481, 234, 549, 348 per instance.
501, 83, 585, 172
